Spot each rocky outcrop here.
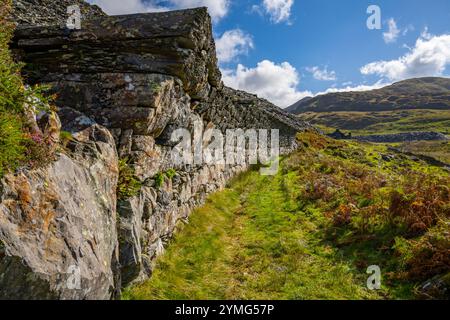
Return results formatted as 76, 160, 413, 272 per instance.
12, 0, 105, 26
417, 273, 450, 299
0, 113, 120, 300
13, 9, 221, 102
2, 1, 311, 299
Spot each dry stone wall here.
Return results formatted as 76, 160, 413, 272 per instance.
0, 1, 312, 299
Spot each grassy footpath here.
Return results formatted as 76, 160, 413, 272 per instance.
124, 132, 449, 300
124, 171, 380, 300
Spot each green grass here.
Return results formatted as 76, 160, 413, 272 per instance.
123, 170, 383, 300
0, 0, 54, 177
117, 158, 143, 200
222, 171, 380, 300
298, 109, 450, 136
0, 0, 27, 177
124, 132, 449, 300
299, 109, 450, 165
0, 112, 26, 177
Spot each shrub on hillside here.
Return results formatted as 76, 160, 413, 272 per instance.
0, 112, 26, 176
117, 158, 142, 200
292, 131, 450, 289
0, 0, 26, 176
0, 0, 55, 177
388, 174, 450, 235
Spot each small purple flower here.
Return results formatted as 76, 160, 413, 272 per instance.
30, 132, 44, 144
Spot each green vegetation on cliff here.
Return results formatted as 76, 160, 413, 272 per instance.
124, 132, 449, 300
0, 0, 54, 177
0, 0, 27, 176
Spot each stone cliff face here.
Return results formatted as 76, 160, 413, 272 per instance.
0, 123, 120, 299
0, 1, 311, 299
12, 0, 105, 26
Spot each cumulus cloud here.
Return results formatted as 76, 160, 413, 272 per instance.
222, 60, 312, 107
88, 0, 166, 15
170, 0, 229, 21
361, 32, 450, 81
254, 0, 294, 24
216, 29, 254, 63
317, 81, 388, 95
306, 66, 337, 81
383, 18, 400, 44
88, 0, 230, 21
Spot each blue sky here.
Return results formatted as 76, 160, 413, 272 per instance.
88, 0, 450, 107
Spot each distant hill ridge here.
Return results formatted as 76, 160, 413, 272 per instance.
287, 77, 450, 114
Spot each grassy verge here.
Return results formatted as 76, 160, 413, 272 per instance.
123, 189, 241, 299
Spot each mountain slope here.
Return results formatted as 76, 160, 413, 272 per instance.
287, 77, 450, 114
285, 97, 313, 113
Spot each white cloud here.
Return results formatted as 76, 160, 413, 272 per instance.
262, 0, 294, 24
317, 81, 388, 95
222, 60, 312, 107
421, 27, 433, 40
383, 18, 400, 44
306, 66, 337, 81
361, 32, 450, 81
216, 29, 254, 63
87, 0, 230, 21
170, 0, 230, 21
87, 0, 166, 15
403, 24, 415, 36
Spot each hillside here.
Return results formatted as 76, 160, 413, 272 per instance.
125, 132, 450, 300
299, 109, 450, 135
287, 78, 450, 114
